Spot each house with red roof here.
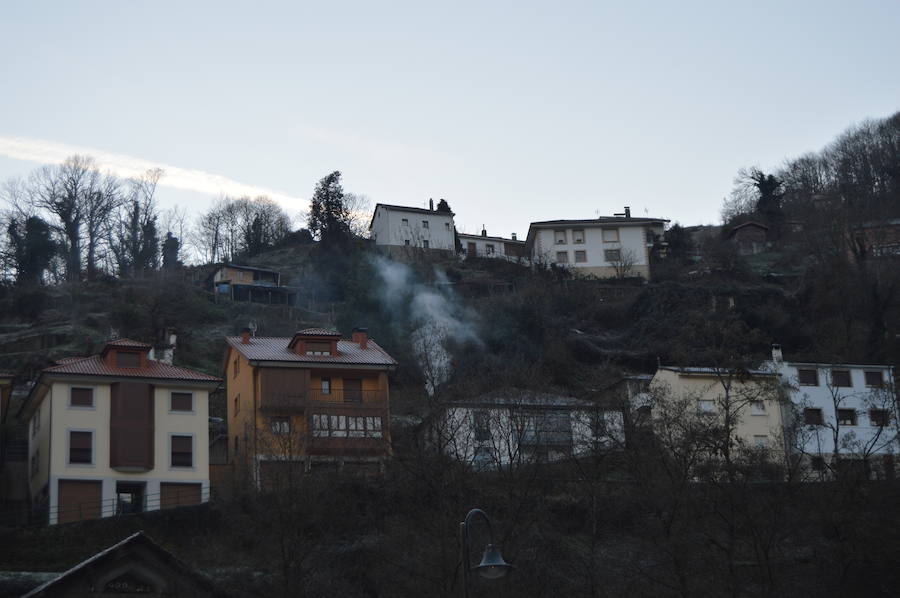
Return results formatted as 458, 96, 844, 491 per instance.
224, 327, 397, 483
20, 339, 220, 525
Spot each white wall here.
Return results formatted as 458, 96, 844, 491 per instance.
532, 224, 663, 272
371, 207, 455, 250
775, 363, 898, 457
458, 235, 517, 258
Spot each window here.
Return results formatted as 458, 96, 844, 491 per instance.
312, 414, 382, 438
69, 431, 93, 464
798, 369, 818, 386
604, 249, 621, 262
348, 416, 366, 438
402, 218, 409, 225
554, 230, 567, 244
832, 370, 852, 387
804, 408, 824, 425
574, 250, 587, 263
306, 342, 331, 356
170, 392, 193, 412
422, 220, 429, 229
70, 387, 94, 408
404, 239, 411, 246
32, 406, 40, 437
270, 416, 291, 435
870, 409, 890, 427
486, 244, 495, 254
171, 435, 193, 467
445, 222, 451, 231
367, 416, 383, 438
116, 351, 140, 368
573, 229, 585, 244
556, 251, 569, 264
837, 409, 857, 426
753, 435, 768, 448
423, 240, 430, 249
321, 377, 331, 395
645, 228, 656, 244
865, 371, 884, 387
698, 400, 715, 414
233, 394, 240, 416
474, 410, 491, 442
750, 400, 766, 415
602, 228, 619, 242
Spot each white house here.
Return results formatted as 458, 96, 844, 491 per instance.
438, 390, 624, 470
457, 228, 526, 261
22, 339, 220, 525
525, 207, 668, 279
769, 346, 897, 472
369, 200, 456, 254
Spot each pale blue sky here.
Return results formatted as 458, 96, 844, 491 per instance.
1, 1, 898, 237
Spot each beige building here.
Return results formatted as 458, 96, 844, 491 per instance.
22, 339, 220, 524
650, 366, 786, 453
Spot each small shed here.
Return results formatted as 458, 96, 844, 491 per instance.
726, 221, 769, 255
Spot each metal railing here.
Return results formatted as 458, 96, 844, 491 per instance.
261, 389, 387, 410
49, 486, 211, 526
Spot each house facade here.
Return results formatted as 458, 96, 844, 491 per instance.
208, 263, 297, 305
525, 208, 668, 279
769, 347, 897, 468
369, 201, 456, 253
224, 327, 397, 482
726, 221, 770, 255
22, 339, 220, 525
439, 390, 624, 470
650, 366, 786, 454
458, 229, 526, 261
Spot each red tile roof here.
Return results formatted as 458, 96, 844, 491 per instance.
44, 355, 220, 382
104, 338, 153, 349
226, 336, 398, 367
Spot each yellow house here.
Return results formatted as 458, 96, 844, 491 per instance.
224, 327, 398, 483
650, 366, 786, 454
21, 339, 220, 524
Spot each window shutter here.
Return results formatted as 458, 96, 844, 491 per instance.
110, 382, 155, 469
71, 387, 94, 407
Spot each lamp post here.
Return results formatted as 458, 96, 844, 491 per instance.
459, 508, 513, 597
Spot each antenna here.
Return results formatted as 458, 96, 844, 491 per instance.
248, 322, 258, 337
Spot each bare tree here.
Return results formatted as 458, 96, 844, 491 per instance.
110, 169, 162, 276
343, 192, 373, 238
610, 246, 638, 278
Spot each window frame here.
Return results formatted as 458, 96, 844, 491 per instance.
750, 400, 766, 415
169, 391, 194, 413
831, 370, 852, 388
321, 377, 331, 395
836, 408, 857, 427
116, 351, 141, 368
574, 250, 587, 263
69, 387, 95, 409
604, 249, 622, 262
698, 399, 715, 414
554, 230, 567, 244
803, 408, 824, 426
865, 371, 884, 387
270, 416, 291, 435
797, 369, 818, 386
423, 240, 430, 249
556, 251, 569, 264
601, 228, 619, 243
170, 434, 195, 469
869, 409, 890, 427
572, 229, 585, 244
67, 429, 95, 466
422, 220, 429, 229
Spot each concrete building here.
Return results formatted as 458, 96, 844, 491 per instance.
21, 339, 220, 525
769, 346, 897, 470
525, 207, 668, 279
369, 200, 456, 254
457, 228, 526, 261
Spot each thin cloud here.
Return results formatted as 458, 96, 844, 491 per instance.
0, 135, 305, 208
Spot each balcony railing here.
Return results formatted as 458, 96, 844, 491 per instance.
261, 389, 387, 411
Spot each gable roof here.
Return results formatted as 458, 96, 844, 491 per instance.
103, 338, 152, 350
22, 531, 224, 597
226, 336, 398, 367
42, 356, 221, 382
457, 232, 525, 245
369, 203, 455, 229
727, 221, 769, 237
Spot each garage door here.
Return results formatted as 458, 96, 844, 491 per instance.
57, 480, 102, 524
160, 483, 202, 509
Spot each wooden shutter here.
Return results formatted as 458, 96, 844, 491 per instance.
70, 387, 94, 407
171, 435, 193, 467
116, 351, 141, 368
343, 379, 362, 403
57, 480, 102, 523
171, 392, 192, 411
69, 431, 92, 463
160, 482, 202, 509
110, 382, 155, 470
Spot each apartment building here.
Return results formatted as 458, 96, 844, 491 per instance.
525, 207, 668, 279
224, 327, 397, 482
22, 339, 220, 525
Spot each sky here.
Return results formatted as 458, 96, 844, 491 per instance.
1, 1, 899, 238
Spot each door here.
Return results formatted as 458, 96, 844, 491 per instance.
116, 482, 146, 514
57, 479, 102, 523
467, 242, 477, 257
343, 379, 362, 403
160, 482, 203, 509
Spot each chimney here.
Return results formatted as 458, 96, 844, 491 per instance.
624, 206, 631, 218
241, 328, 252, 344
511, 233, 517, 241
771, 344, 783, 364
481, 225, 487, 237
352, 327, 369, 350
429, 198, 434, 211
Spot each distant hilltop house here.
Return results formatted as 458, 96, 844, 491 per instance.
525, 207, 669, 279
224, 327, 398, 481
20, 338, 220, 525
437, 389, 624, 470
208, 263, 299, 305
726, 221, 770, 255
457, 228, 527, 261
369, 200, 456, 255
849, 217, 900, 258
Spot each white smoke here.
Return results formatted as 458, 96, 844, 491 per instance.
372, 256, 479, 395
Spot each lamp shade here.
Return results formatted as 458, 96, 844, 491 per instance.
474, 544, 512, 580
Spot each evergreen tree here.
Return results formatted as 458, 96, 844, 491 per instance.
307, 171, 351, 247
6, 216, 56, 284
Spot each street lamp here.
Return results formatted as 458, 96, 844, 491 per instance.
459, 508, 513, 597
